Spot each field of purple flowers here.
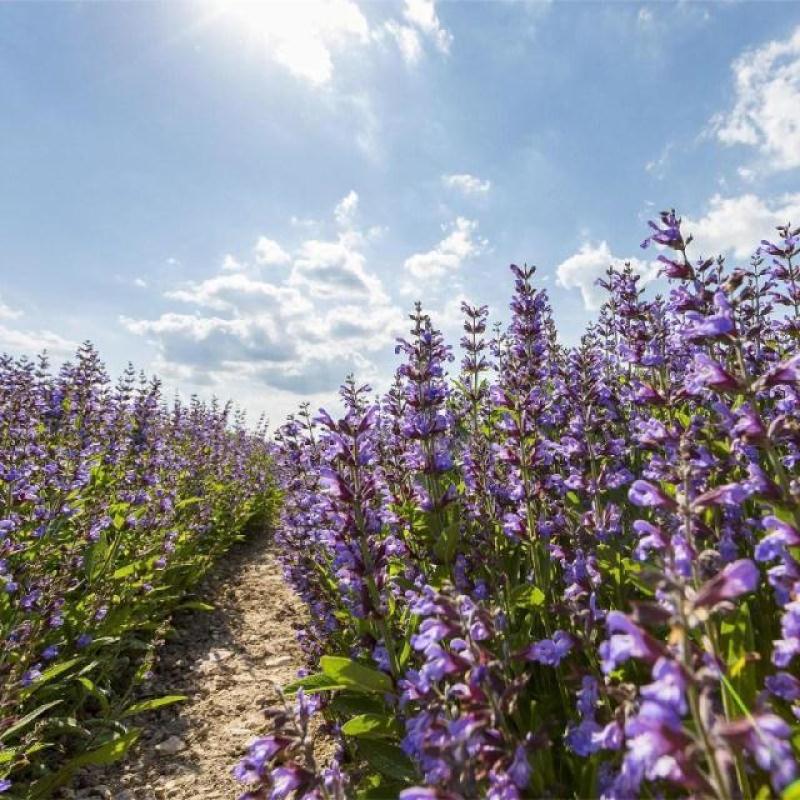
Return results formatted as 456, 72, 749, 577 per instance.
0, 345, 274, 796
237, 213, 800, 800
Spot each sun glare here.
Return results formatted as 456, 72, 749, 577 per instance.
213, 0, 369, 85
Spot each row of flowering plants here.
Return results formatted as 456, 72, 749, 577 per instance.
0, 344, 275, 796
237, 212, 800, 799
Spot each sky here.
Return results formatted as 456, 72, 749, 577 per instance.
2, 1, 800, 424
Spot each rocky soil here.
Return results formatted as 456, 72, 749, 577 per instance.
63, 534, 305, 799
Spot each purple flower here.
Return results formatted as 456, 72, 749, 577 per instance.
766, 672, 800, 702
599, 611, 665, 673
774, 600, 800, 667
628, 480, 676, 510
266, 765, 307, 799
686, 353, 741, 394
693, 559, 759, 610
756, 516, 800, 562
400, 789, 464, 800
524, 631, 573, 666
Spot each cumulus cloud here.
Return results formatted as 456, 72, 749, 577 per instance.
682, 193, 800, 260
122, 313, 297, 368
712, 26, 800, 171
0, 296, 76, 358
0, 296, 22, 321
123, 191, 404, 398
0, 324, 76, 358
403, 217, 488, 286
442, 173, 492, 196
556, 241, 656, 310
384, 0, 453, 65
254, 237, 291, 266
334, 190, 359, 227
166, 273, 312, 316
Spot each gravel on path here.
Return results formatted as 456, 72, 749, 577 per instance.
63, 533, 305, 800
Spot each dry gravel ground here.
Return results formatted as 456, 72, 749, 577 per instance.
62, 533, 306, 800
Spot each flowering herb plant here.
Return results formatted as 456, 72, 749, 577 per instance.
237, 213, 800, 799
0, 344, 275, 796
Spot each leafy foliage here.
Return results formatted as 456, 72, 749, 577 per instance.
236, 216, 800, 800
0, 344, 276, 793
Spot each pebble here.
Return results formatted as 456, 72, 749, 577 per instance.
154, 736, 186, 756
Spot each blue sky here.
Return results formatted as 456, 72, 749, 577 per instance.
2, 1, 800, 423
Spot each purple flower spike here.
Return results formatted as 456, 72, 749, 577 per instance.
756, 516, 800, 562
524, 630, 573, 666
400, 789, 464, 800
599, 611, 665, 673
756, 353, 800, 390
693, 559, 759, 610
628, 480, 676, 510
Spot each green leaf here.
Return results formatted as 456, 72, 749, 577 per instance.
356, 740, 416, 782
329, 693, 386, 718
21, 657, 83, 697
66, 729, 140, 768
320, 656, 393, 694
30, 730, 140, 797
284, 672, 345, 696
511, 585, 545, 609
77, 677, 110, 713
112, 559, 147, 579
0, 748, 17, 766
0, 700, 62, 743
782, 780, 800, 800
174, 601, 215, 612
357, 780, 410, 799
341, 713, 400, 738
122, 695, 187, 718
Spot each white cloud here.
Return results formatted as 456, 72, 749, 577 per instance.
644, 143, 672, 179
166, 273, 312, 316
384, 21, 423, 64
221, 0, 450, 85
712, 26, 800, 171
0, 296, 22, 320
737, 167, 756, 183
683, 193, 800, 260
556, 241, 655, 310
133, 277, 148, 288
384, 0, 452, 65
222, 254, 245, 272
403, 217, 488, 285
403, 0, 452, 55
124, 191, 403, 398
224, 0, 370, 86
0, 297, 75, 358
442, 173, 492, 196
254, 237, 291, 266
0, 324, 76, 358
334, 190, 359, 227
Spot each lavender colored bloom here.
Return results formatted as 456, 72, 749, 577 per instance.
628, 480, 675, 509
766, 672, 800, 702
774, 600, 800, 667
693, 559, 759, 609
599, 611, 665, 673
524, 631, 573, 666
756, 516, 800, 562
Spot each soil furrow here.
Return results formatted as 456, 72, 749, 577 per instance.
63, 534, 304, 800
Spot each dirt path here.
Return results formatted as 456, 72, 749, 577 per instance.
65, 534, 305, 800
